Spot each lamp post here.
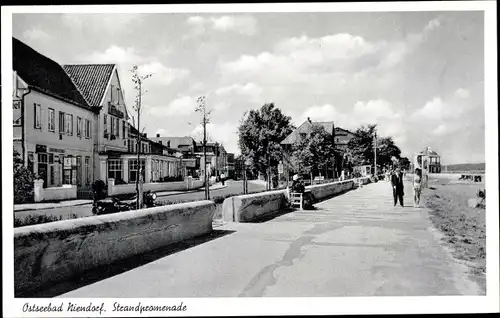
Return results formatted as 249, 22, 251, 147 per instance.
373, 133, 378, 178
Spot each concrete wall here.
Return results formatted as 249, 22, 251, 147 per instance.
222, 189, 288, 222
14, 200, 215, 296
33, 180, 77, 202
307, 180, 355, 201
222, 179, 360, 223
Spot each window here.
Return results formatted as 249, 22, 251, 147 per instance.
85, 119, 91, 138
76, 156, 82, 186
34, 103, 41, 129
85, 156, 91, 185
122, 120, 126, 138
77, 117, 82, 137
48, 108, 55, 131
103, 114, 108, 137
48, 153, 54, 164
116, 119, 120, 138
110, 116, 115, 138
110, 85, 115, 103
107, 159, 123, 181
59, 111, 65, 133
65, 114, 73, 135
128, 159, 145, 183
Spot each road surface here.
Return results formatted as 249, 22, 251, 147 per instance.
56, 180, 481, 297
14, 180, 266, 221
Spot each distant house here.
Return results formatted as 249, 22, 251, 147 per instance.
13, 37, 96, 191
415, 147, 441, 173
149, 135, 199, 177
281, 117, 354, 178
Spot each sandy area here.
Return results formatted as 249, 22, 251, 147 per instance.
421, 177, 486, 293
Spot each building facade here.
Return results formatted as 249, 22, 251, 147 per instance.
149, 135, 200, 177
13, 38, 96, 192
415, 147, 441, 173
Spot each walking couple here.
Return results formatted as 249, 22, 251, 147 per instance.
391, 167, 423, 208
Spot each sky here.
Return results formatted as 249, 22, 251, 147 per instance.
12, 11, 485, 164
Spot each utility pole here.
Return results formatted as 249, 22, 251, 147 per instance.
374, 135, 377, 176
196, 96, 211, 200
131, 65, 152, 210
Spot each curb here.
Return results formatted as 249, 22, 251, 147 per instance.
14, 201, 92, 212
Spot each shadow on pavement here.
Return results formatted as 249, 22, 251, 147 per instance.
250, 207, 296, 223
23, 229, 235, 298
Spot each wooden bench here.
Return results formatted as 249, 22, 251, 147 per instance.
289, 192, 304, 210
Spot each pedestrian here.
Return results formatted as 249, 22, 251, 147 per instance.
220, 172, 225, 186
413, 168, 422, 208
385, 169, 390, 182
391, 167, 405, 207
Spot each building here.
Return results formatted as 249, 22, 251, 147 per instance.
62, 64, 130, 184
234, 155, 246, 180
13, 37, 96, 192
226, 153, 235, 179
281, 117, 339, 178
149, 135, 200, 177
334, 127, 355, 151
194, 142, 228, 178
415, 147, 441, 173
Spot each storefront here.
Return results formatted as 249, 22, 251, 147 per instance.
30, 144, 92, 189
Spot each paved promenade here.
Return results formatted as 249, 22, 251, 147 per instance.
59, 181, 481, 297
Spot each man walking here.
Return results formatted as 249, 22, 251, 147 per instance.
391, 167, 405, 207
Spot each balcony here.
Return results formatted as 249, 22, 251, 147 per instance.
108, 102, 125, 119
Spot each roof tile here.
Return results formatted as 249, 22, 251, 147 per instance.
62, 64, 115, 107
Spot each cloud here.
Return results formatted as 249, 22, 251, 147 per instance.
185, 15, 257, 36
455, 88, 470, 99
215, 83, 263, 98
138, 62, 190, 86
147, 96, 198, 117
85, 45, 145, 64
23, 27, 52, 41
190, 122, 240, 154
61, 14, 143, 33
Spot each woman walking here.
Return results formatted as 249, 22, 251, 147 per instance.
413, 168, 423, 208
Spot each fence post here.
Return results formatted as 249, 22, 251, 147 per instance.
107, 178, 115, 197
33, 179, 44, 202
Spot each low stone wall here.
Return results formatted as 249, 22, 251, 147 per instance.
14, 200, 215, 296
33, 180, 77, 202
222, 189, 288, 222
307, 180, 355, 201
222, 179, 359, 223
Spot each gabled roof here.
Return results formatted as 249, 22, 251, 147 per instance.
419, 147, 439, 156
62, 64, 115, 107
312, 121, 335, 134
12, 37, 91, 110
281, 120, 336, 145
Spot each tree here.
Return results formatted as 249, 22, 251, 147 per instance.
377, 137, 402, 168
238, 103, 294, 185
290, 125, 335, 180
347, 124, 402, 169
13, 148, 36, 204
347, 124, 378, 166
130, 65, 153, 209
399, 157, 411, 170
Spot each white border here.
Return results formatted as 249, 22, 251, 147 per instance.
2, 2, 498, 317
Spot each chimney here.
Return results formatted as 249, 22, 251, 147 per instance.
156, 133, 160, 138
307, 117, 312, 123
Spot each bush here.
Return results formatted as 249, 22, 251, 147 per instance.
115, 178, 127, 185
13, 149, 36, 204
14, 213, 79, 228
160, 176, 184, 182
91, 179, 107, 201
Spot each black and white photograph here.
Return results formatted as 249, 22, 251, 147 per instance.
2, 1, 498, 317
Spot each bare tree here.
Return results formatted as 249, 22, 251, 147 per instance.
196, 96, 212, 200
130, 65, 153, 209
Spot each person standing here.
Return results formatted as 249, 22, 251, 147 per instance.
220, 172, 225, 186
391, 167, 405, 207
413, 168, 422, 208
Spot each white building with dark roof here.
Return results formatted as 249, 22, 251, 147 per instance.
13, 37, 96, 193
